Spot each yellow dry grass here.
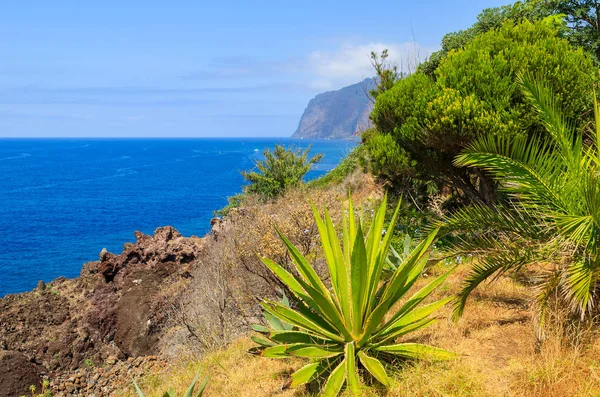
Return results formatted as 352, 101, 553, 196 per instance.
120, 262, 600, 397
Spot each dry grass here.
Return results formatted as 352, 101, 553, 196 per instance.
123, 260, 600, 397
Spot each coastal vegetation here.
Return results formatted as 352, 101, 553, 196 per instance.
13, 0, 600, 396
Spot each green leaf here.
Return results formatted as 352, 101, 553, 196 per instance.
377, 343, 456, 360
251, 335, 276, 347
275, 227, 330, 297
269, 330, 332, 345
350, 224, 368, 336
290, 362, 321, 388
285, 344, 343, 359
322, 359, 346, 397
345, 342, 361, 396
261, 345, 288, 358
250, 324, 270, 333
261, 300, 344, 342
358, 351, 390, 388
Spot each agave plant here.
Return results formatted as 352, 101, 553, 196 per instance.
133, 368, 208, 397
445, 75, 600, 326
257, 196, 455, 396
251, 294, 295, 350
386, 233, 413, 272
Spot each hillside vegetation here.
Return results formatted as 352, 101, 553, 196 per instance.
14, 1, 600, 396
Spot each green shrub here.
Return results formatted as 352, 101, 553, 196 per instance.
436, 19, 594, 133
369, 19, 595, 205
241, 145, 323, 199
255, 196, 454, 396
363, 130, 414, 189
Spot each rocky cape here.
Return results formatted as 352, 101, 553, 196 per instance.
0, 226, 203, 397
292, 78, 375, 139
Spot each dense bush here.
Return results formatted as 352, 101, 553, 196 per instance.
369, 19, 596, 204
436, 19, 594, 132
241, 145, 323, 199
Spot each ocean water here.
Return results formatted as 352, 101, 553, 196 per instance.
0, 138, 355, 296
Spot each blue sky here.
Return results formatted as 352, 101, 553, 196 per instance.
0, 0, 511, 137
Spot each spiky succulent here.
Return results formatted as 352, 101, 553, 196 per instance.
256, 196, 454, 396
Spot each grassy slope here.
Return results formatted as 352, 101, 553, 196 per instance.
121, 153, 600, 397
122, 261, 600, 397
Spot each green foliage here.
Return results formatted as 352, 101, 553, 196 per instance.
255, 196, 454, 396
369, 20, 595, 205
419, 0, 556, 76
363, 130, 414, 189
133, 369, 208, 397
445, 76, 600, 328
213, 193, 244, 217
436, 20, 594, 132
548, 0, 600, 61
241, 145, 323, 199
370, 73, 439, 136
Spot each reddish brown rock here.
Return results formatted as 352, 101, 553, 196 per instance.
0, 350, 45, 397
0, 226, 203, 375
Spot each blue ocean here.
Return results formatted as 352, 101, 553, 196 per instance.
0, 138, 355, 296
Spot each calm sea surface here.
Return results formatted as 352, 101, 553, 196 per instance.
0, 138, 355, 295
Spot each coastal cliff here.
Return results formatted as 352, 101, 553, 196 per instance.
292, 78, 375, 139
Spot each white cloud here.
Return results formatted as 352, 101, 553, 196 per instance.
307, 42, 436, 90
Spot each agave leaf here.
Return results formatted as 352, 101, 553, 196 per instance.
366, 200, 402, 310
251, 335, 277, 347
324, 206, 352, 328
311, 201, 340, 291
392, 265, 456, 317
345, 342, 361, 396
376, 343, 455, 360
286, 344, 344, 359
378, 267, 455, 335
263, 311, 286, 331
366, 196, 387, 265
261, 300, 343, 342
269, 330, 332, 345
374, 318, 437, 347
290, 362, 322, 388
322, 359, 346, 397
350, 224, 368, 337
275, 227, 330, 297
261, 345, 288, 358
261, 255, 348, 336
294, 277, 353, 339
358, 351, 390, 388
290, 359, 335, 388
250, 324, 270, 333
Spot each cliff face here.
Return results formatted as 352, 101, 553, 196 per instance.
292, 78, 375, 139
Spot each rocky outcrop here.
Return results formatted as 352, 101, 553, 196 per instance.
0, 350, 46, 397
49, 356, 165, 397
0, 227, 203, 377
292, 78, 375, 139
